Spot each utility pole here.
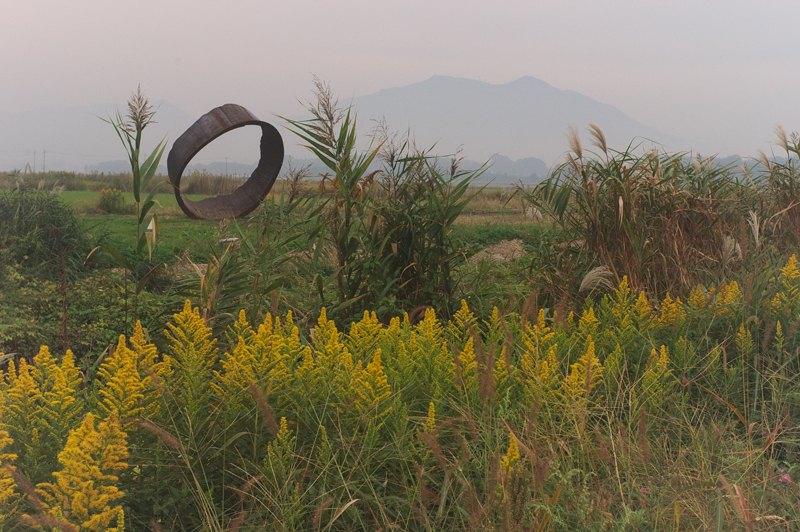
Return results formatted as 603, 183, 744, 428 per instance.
43, 150, 46, 172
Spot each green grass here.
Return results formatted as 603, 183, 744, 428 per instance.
62, 190, 253, 264
453, 218, 546, 247
60, 190, 213, 216
80, 215, 234, 265
65, 189, 545, 265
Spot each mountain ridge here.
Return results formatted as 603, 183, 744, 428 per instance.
1, 75, 711, 172
348, 75, 702, 163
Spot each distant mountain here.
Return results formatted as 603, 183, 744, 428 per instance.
348, 75, 701, 165
0, 75, 710, 173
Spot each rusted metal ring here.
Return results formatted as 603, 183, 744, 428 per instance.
167, 104, 283, 219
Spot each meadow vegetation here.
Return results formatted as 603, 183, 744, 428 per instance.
1, 85, 800, 530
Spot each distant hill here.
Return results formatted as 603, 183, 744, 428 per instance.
1, 75, 713, 173
348, 75, 701, 164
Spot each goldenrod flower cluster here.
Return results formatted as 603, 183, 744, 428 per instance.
36, 413, 128, 532
0, 254, 797, 529
772, 254, 800, 317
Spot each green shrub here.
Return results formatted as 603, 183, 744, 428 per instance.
530, 127, 747, 296
283, 80, 483, 322
0, 189, 90, 280
3, 259, 800, 530
97, 187, 132, 214
0, 267, 162, 362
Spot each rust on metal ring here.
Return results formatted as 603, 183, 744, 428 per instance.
167, 104, 283, 219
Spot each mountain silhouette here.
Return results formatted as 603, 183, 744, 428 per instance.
349, 75, 698, 165
0, 76, 703, 173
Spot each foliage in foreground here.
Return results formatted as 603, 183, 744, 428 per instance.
528, 125, 800, 302
282, 79, 484, 322
2, 254, 800, 531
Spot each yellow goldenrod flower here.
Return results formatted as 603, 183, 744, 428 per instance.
641, 345, 671, 410
450, 300, 477, 341
0, 418, 18, 512
562, 337, 603, 401
634, 291, 652, 328
494, 346, 511, 394
578, 307, 600, 335
265, 417, 296, 480
96, 336, 146, 423
354, 350, 393, 419
347, 310, 383, 361
735, 323, 754, 358
36, 413, 128, 532
715, 281, 741, 317
657, 294, 684, 329
40, 349, 83, 449
456, 337, 477, 390
3, 359, 45, 462
689, 285, 707, 313
130, 321, 173, 417
31, 345, 58, 391
603, 343, 624, 383
424, 402, 436, 434
771, 254, 800, 316
500, 434, 520, 475
312, 307, 340, 352
167, 301, 219, 421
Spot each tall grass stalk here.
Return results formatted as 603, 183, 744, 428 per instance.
101, 86, 167, 324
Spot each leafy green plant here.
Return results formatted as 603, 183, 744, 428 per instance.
4, 259, 800, 530
371, 129, 485, 317
0, 189, 95, 353
0, 267, 161, 363
97, 187, 132, 214
101, 86, 168, 323
756, 127, 800, 249
528, 125, 746, 296
0, 190, 88, 280
283, 79, 384, 318
284, 80, 484, 322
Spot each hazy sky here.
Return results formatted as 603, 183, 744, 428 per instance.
3, 0, 800, 159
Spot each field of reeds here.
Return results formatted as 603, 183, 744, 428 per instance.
2, 84, 800, 531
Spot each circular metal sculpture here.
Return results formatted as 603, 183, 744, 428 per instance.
167, 104, 283, 219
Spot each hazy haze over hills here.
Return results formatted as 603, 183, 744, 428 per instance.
0, 75, 709, 181
349, 76, 702, 164
4, 1, 800, 171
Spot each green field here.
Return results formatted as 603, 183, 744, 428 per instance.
59, 190, 260, 264
60, 188, 535, 265
61, 190, 213, 216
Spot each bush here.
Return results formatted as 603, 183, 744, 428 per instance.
97, 187, 132, 214
0, 268, 163, 362
0, 190, 90, 280
2, 256, 799, 530
530, 128, 748, 296
283, 80, 483, 322
529, 126, 800, 302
